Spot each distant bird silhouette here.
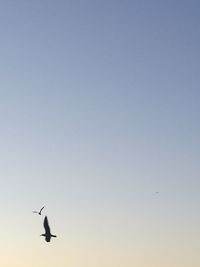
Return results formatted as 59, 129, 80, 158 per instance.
41, 216, 57, 242
32, 206, 45, 215
155, 192, 159, 194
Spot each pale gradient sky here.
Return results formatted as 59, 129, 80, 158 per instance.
0, 0, 200, 266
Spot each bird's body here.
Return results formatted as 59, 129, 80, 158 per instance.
32, 206, 45, 215
41, 216, 57, 242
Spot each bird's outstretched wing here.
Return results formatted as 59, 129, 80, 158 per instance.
40, 206, 45, 213
44, 216, 51, 235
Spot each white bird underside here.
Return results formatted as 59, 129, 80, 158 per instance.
32, 206, 45, 215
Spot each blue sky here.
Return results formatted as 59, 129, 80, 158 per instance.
0, 1, 200, 266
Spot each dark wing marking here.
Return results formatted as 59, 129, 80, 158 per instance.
44, 216, 51, 235
39, 206, 45, 213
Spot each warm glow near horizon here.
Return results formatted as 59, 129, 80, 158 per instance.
0, 0, 200, 266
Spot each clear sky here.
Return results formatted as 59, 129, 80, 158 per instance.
0, 0, 200, 266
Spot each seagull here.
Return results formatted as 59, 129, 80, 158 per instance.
32, 206, 45, 215
40, 216, 57, 242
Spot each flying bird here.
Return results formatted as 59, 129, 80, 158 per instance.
41, 216, 57, 242
32, 206, 45, 215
